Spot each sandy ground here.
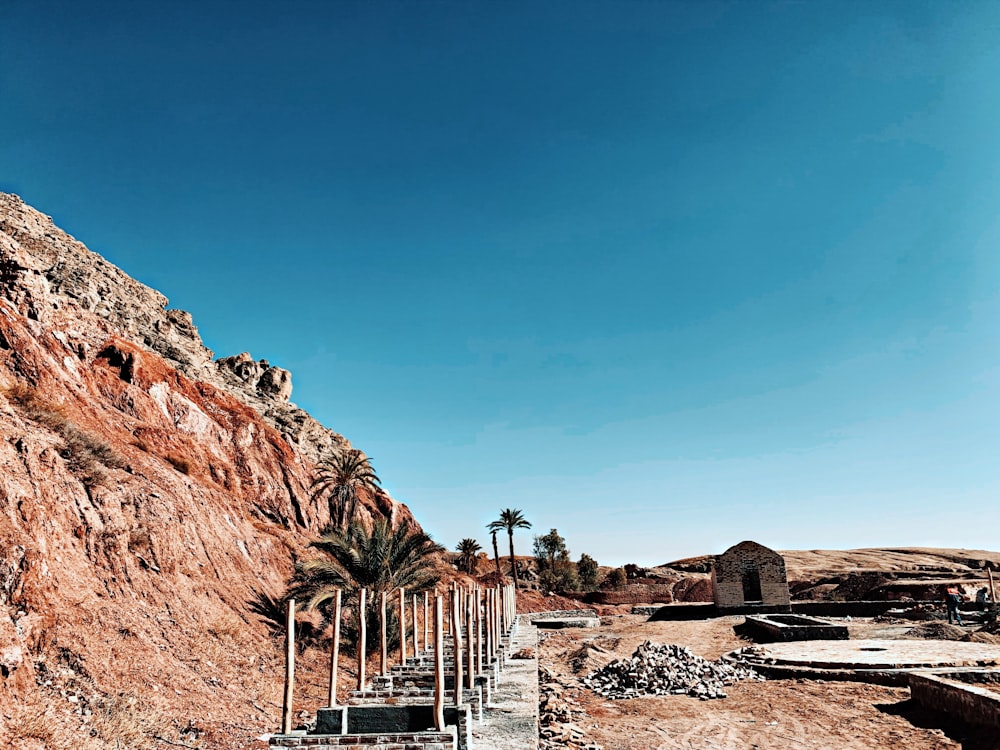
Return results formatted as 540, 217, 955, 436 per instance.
538, 614, 1000, 750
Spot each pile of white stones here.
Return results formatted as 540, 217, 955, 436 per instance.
583, 641, 762, 700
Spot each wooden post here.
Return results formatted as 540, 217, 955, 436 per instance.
475, 586, 483, 676
466, 588, 475, 690
496, 586, 503, 645
423, 590, 430, 648
328, 589, 342, 706
485, 586, 493, 662
399, 587, 407, 665
358, 588, 367, 691
505, 584, 511, 631
380, 591, 388, 676
490, 588, 497, 655
499, 583, 505, 634
281, 598, 295, 734
444, 583, 452, 635
989, 567, 997, 606
493, 588, 499, 654
433, 594, 445, 731
452, 587, 463, 707
412, 593, 420, 656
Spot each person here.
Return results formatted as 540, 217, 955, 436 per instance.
945, 586, 965, 625
976, 587, 991, 608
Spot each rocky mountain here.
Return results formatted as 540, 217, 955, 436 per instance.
0, 193, 415, 749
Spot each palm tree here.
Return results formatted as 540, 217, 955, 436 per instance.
456, 538, 482, 575
490, 529, 502, 578
310, 448, 381, 530
247, 589, 318, 653
488, 508, 531, 589
287, 518, 443, 654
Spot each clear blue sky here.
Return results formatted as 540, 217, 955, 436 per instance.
3, 1, 999, 566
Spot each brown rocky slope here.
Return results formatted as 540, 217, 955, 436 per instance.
0, 193, 416, 749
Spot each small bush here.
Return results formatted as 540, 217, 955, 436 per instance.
603, 568, 627, 590
4, 383, 124, 486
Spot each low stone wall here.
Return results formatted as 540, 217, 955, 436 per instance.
909, 672, 1000, 729
525, 609, 599, 621
270, 731, 454, 749
740, 614, 849, 642
644, 600, 915, 621
583, 586, 675, 605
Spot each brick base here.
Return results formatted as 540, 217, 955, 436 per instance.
270, 731, 454, 749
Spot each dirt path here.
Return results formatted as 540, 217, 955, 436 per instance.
538, 614, 994, 750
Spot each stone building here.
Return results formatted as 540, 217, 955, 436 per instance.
711, 540, 790, 609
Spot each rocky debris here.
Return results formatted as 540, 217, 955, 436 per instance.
538, 667, 602, 750
510, 648, 534, 659
906, 622, 967, 640
583, 641, 763, 700
569, 642, 613, 674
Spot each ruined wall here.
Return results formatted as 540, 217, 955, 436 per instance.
711, 541, 790, 608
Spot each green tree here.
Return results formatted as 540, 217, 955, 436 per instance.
533, 529, 579, 592
310, 449, 381, 530
488, 509, 532, 589
456, 538, 482, 575
533, 528, 567, 575
287, 519, 442, 654
577, 553, 599, 591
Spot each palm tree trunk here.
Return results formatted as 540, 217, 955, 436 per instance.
508, 530, 520, 590
491, 532, 502, 578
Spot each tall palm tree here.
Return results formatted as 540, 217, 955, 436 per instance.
310, 448, 381, 530
456, 538, 482, 575
287, 518, 442, 654
490, 529, 502, 578
488, 508, 531, 589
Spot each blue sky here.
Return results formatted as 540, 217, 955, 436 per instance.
2, 1, 999, 565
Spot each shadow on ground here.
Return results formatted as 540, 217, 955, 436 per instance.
875, 699, 1000, 750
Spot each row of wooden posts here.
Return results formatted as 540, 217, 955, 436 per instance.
281, 582, 517, 735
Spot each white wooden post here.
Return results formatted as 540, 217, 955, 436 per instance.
433, 594, 445, 731
281, 599, 295, 734
328, 590, 342, 706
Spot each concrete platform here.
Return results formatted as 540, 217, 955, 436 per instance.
732, 638, 1000, 686
754, 639, 1000, 670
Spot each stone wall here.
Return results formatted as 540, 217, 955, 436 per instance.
525, 609, 599, 621
583, 585, 676, 605
711, 541, 790, 609
909, 673, 1000, 729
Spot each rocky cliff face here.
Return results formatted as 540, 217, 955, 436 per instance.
0, 194, 352, 465
0, 193, 415, 749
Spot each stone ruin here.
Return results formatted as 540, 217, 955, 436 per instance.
711, 540, 790, 610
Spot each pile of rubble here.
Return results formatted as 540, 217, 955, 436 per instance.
538, 666, 603, 750
583, 641, 762, 700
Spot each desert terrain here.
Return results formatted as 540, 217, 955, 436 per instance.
537, 614, 1000, 750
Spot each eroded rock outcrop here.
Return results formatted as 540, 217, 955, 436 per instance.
0, 193, 415, 749
0, 193, 350, 465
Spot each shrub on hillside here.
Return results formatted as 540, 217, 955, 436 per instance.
4, 382, 124, 486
